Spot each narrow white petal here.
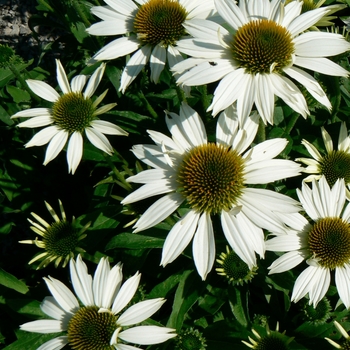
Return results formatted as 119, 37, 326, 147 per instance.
37, 336, 68, 350
150, 45, 166, 83
115, 344, 141, 350
27, 80, 60, 102
17, 116, 53, 128
84, 63, 105, 98
122, 180, 175, 204
67, 132, 83, 174
192, 213, 215, 280
112, 272, 141, 314
85, 127, 113, 155
268, 250, 305, 274
70, 256, 94, 306
301, 139, 323, 162
265, 234, 303, 252
70, 75, 87, 93
161, 210, 200, 266
118, 298, 165, 326
294, 56, 349, 77
43, 130, 68, 165
55, 59, 71, 94
40, 297, 68, 321
254, 73, 275, 125
244, 138, 288, 162
126, 168, 171, 184
25, 126, 60, 147
86, 20, 129, 36
133, 192, 185, 232
214, 0, 246, 30
20, 319, 64, 333
12, 107, 52, 118
130, 144, 169, 169
91, 36, 140, 62
119, 326, 176, 345
335, 265, 350, 309
120, 45, 152, 93
90, 120, 128, 136
43, 277, 79, 313
216, 104, 239, 148
103, 0, 138, 15
308, 267, 330, 307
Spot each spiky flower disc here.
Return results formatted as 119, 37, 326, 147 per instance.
19, 200, 89, 269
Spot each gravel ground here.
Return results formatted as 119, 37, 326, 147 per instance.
0, 0, 60, 62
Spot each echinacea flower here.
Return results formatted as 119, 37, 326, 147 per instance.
296, 122, 350, 195
266, 176, 350, 308
11, 59, 128, 174
173, 0, 350, 125
216, 245, 257, 285
121, 102, 301, 280
20, 255, 176, 350
86, 0, 216, 92
19, 200, 90, 269
242, 323, 294, 350
325, 321, 350, 349
175, 328, 207, 350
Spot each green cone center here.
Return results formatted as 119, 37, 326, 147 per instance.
177, 144, 245, 214
255, 335, 289, 350
231, 19, 295, 74
219, 251, 251, 284
308, 217, 350, 269
341, 339, 350, 350
134, 0, 188, 46
52, 92, 95, 133
320, 150, 350, 187
43, 221, 80, 257
177, 329, 206, 350
302, 297, 331, 324
67, 306, 118, 350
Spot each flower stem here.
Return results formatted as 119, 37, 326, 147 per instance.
72, 0, 91, 28
104, 153, 133, 191
138, 91, 158, 119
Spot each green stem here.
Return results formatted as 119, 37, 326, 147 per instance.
36, 0, 54, 12
72, 0, 91, 28
284, 112, 299, 136
104, 153, 133, 191
9, 64, 40, 103
138, 90, 158, 119
175, 82, 187, 104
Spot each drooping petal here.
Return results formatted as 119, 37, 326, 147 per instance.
66, 132, 83, 175
267, 250, 306, 274
20, 319, 64, 333
43, 130, 68, 166
12, 107, 52, 118
70, 75, 87, 93
335, 264, 350, 309
25, 126, 60, 147
84, 63, 106, 98
17, 116, 53, 128
37, 336, 68, 350
150, 44, 166, 83
192, 213, 215, 281
90, 120, 128, 136
161, 210, 200, 266
85, 127, 114, 155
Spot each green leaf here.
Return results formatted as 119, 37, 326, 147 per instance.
0, 268, 28, 294
148, 273, 183, 299
167, 270, 204, 330
6, 299, 46, 318
6, 86, 31, 104
228, 286, 249, 328
106, 232, 164, 250
3, 332, 63, 350
0, 104, 13, 126
70, 22, 88, 43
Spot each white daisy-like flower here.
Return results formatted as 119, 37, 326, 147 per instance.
121, 102, 301, 280
11, 59, 128, 174
266, 176, 350, 308
296, 122, 350, 194
86, 0, 216, 93
20, 255, 176, 350
172, 0, 350, 125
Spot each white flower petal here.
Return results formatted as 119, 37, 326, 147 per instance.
20, 319, 64, 334
40, 297, 67, 321
37, 336, 68, 350
17, 116, 53, 128
91, 120, 128, 136
85, 127, 114, 155
120, 45, 152, 93
70, 75, 87, 93
25, 126, 60, 147
133, 192, 185, 232
335, 265, 350, 309
67, 132, 83, 175
55, 59, 71, 94
268, 250, 305, 274
150, 44, 166, 83
12, 108, 52, 118
192, 213, 215, 280
84, 63, 106, 98
27, 80, 60, 102
43, 130, 68, 165
119, 326, 176, 345
112, 272, 141, 314
118, 298, 165, 326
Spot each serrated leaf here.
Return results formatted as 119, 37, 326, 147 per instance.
0, 268, 28, 294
